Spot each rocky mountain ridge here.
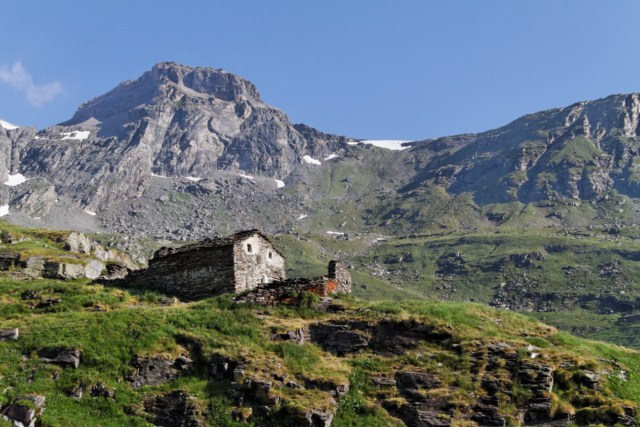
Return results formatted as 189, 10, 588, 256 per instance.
1, 63, 640, 241
406, 93, 640, 204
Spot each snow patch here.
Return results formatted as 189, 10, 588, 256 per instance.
275, 179, 285, 188
3, 173, 27, 186
324, 153, 339, 161
297, 214, 307, 220
60, 130, 90, 141
34, 135, 43, 140
351, 140, 411, 150
326, 231, 345, 236
84, 210, 97, 216
0, 119, 19, 130
238, 173, 254, 180
303, 155, 321, 165
0, 205, 9, 217
151, 172, 168, 178
185, 176, 202, 182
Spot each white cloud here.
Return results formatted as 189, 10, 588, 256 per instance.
0, 62, 63, 106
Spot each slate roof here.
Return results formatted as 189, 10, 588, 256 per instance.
153, 229, 285, 260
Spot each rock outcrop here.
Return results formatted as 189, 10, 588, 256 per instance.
142, 390, 205, 427
127, 354, 192, 388
2, 395, 46, 427
0, 328, 19, 341
38, 347, 81, 369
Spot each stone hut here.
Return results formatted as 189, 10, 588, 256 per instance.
125, 229, 286, 300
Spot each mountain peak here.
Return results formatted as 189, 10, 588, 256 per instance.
146, 62, 260, 101
63, 62, 260, 127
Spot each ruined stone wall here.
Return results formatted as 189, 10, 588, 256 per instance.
127, 246, 235, 299
233, 235, 286, 293
328, 261, 352, 293
233, 277, 331, 306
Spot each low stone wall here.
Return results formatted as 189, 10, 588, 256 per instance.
234, 260, 352, 306
233, 277, 331, 306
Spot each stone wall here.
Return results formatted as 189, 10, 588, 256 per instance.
233, 277, 332, 306
234, 261, 351, 306
328, 260, 352, 293
232, 234, 286, 293
126, 245, 236, 300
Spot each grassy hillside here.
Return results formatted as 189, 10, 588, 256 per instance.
0, 278, 638, 426
269, 226, 640, 351
0, 221, 639, 425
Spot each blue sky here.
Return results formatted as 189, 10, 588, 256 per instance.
1, 0, 639, 140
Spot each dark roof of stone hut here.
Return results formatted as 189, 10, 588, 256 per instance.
153, 229, 285, 260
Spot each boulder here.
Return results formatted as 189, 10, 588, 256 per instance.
83, 259, 105, 279
305, 408, 334, 427
2, 395, 46, 427
68, 385, 83, 399
35, 297, 63, 309
271, 327, 307, 344
0, 251, 20, 270
99, 263, 130, 281
38, 347, 81, 369
64, 232, 92, 254
0, 328, 19, 341
88, 383, 115, 398
23, 257, 45, 278
43, 261, 85, 280
576, 370, 601, 389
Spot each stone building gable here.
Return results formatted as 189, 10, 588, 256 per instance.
152, 229, 281, 258
232, 232, 286, 293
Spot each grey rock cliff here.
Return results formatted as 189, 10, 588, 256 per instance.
10, 62, 350, 213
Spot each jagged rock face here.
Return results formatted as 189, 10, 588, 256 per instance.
408, 93, 640, 203
0, 126, 37, 207
3, 63, 640, 238
10, 62, 349, 211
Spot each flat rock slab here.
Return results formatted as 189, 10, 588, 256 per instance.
0, 328, 19, 341
38, 347, 81, 369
